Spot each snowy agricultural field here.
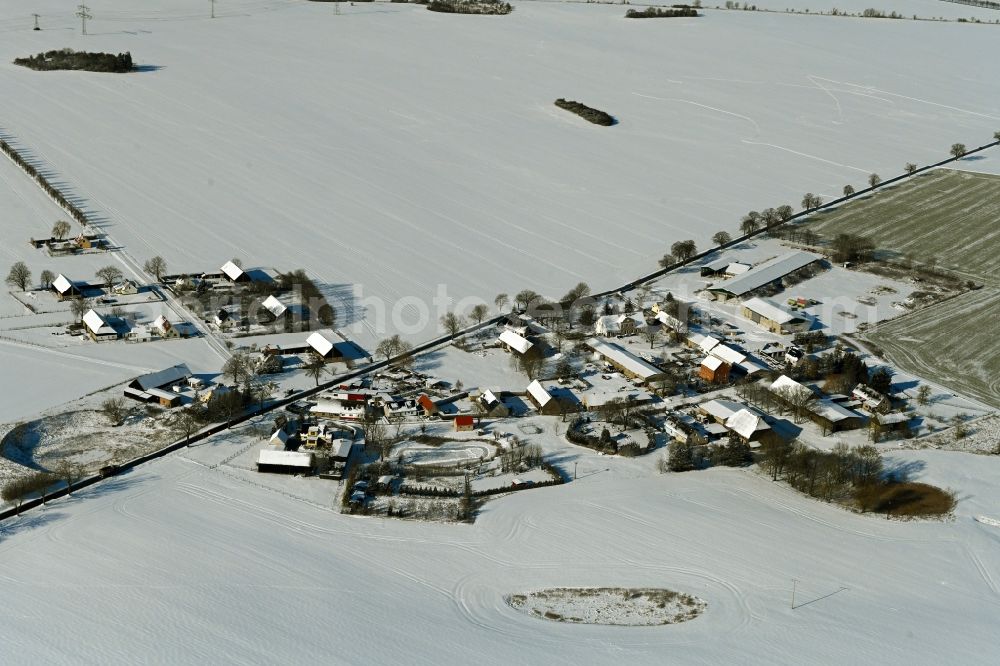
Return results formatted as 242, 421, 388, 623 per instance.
863, 287, 1000, 408
1, 1, 999, 354
2, 414, 1000, 663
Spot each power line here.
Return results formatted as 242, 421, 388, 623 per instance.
75, 4, 91, 35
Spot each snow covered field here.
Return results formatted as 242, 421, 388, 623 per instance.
1, 0, 998, 352
2, 416, 1000, 663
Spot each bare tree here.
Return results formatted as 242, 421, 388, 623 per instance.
54, 458, 84, 493
494, 293, 509, 312
39, 269, 55, 290
6, 261, 31, 291
868, 173, 881, 188
178, 409, 199, 445
511, 346, 545, 380
52, 220, 72, 240
222, 349, 253, 387
304, 352, 328, 386
712, 231, 732, 247
143, 256, 167, 281
904, 162, 918, 175
950, 143, 967, 159
376, 334, 403, 362
760, 208, 781, 230
994, 130, 1000, 142
514, 289, 541, 311
739, 213, 760, 236
843, 184, 855, 197
801, 193, 822, 211
440, 312, 465, 337
776, 204, 795, 222
658, 253, 675, 269
643, 325, 659, 349
70, 297, 90, 322
916, 384, 931, 406
469, 303, 489, 325
101, 397, 128, 426
95, 265, 123, 289
671, 240, 697, 262
361, 410, 390, 461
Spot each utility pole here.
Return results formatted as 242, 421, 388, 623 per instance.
32, 13, 41, 30
574, 461, 578, 480
791, 578, 798, 610
76, 4, 91, 35
334, 1, 340, 15
210, 0, 216, 19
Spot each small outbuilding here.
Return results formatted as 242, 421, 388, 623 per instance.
221, 260, 250, 283
454, 415, 475, 431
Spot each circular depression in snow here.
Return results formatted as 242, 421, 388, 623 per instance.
505, 587, 706, 626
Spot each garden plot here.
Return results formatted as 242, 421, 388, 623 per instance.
506, 587, 706, 626
390, 440, 495, 467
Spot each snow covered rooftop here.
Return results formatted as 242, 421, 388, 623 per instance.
131, 364, 192, 392
726, 262, 751, 275
770, 374, 814, 400
587, 339, 664, 381
811, 400, 862, 423
725, 408, 770, 441
711, 344, 747, 366
262, 295, 288, 318
700, 399, 745, 421
710, 251, 823, 296
742, 297, 807, 325
526, 380, 553, 407
499, 329, 533, 355
257, 448, 312, 468
220, 260, 246, 281
52, 273, 76, 295
82, 309, 115, 336
307, 331, 335, 357
701, 355, 725, 371
689, 333, 721, 354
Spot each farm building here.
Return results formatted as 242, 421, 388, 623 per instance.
595, 314, 645, 337
724, 408, 771, 446
700, 257, 730, 277
454, 415, 475, 431
498, 329, 534, 355
112, 279, 140, 296
51, 274, 83, 299
655, 310, 687, 334
256, 448, 314, 474
124, 363, 191, 405
383, 399, 420, 420
213, 309, 232, 329
417, 394, 438, 417
852, 384, 891, 412
152, 315, 182, 339
582, 390, 653, 412
82, 309, 119, 342
220, 260, 250, 283
699, 399, 747, 424
311, 391, 370, 420
876, 411, 912, 432
586, 339, 668, 384
526, 380, 560, 415
687, 333, 721, 354
125, 325, 152, 343
809, 400, 865, 433
769, 374, 815, 403
741, 297, 811, 335
306, 331, 343, 360
707, 251, 823, 301
699, 356, 729, 384
478, 389, 509, 417
260, 294, 289, 323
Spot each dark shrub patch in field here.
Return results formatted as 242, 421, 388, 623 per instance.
14, 49, 133, 73
854, 482, 956, 517
427, 0, 513, 14
554, 99, 615, 126
626, 6, 699, 18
